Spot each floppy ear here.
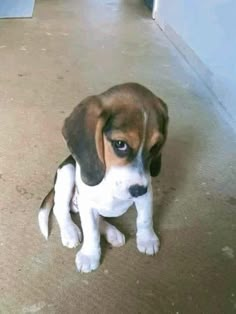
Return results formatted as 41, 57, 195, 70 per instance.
150, 98, 169, 177
150, 154, 162, 177
62, 96, 108, 186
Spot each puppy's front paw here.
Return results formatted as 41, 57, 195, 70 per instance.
137, 231, 160, 255
61, 222, 82, 248
75, 250, 100, 273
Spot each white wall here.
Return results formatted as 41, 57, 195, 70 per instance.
156, 0, 236, 127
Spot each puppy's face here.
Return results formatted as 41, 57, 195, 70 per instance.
102, 104, 164, 200
62, 83, 168, 199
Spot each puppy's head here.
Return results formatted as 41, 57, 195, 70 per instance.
62, 83, 168, 199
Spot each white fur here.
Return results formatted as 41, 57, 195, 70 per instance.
47, 110, 159, 272
74, 163, 158, 271
53, 163, 82, 248
99, 218, 125, 247
135, 184, 160, 255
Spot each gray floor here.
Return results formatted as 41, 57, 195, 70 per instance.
0, 0, 236, 313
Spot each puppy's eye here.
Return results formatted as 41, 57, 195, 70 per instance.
114, 140, 127, 151
112, 140, 130, 157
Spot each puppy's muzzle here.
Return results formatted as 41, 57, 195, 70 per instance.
129, 184, 148, 198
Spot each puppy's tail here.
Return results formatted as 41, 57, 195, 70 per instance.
38, 188, 55, 240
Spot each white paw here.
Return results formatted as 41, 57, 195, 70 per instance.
105, 226, 125, 247
60, 222, 82, 248
75, 250, 100, 273
137, 231, 160, 255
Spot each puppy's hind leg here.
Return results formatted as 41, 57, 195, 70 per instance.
99, 218, 125, 247
53, 157, 81, 248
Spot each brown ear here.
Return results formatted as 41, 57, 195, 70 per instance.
62, 96, 108, 186
150, 98, 169, 177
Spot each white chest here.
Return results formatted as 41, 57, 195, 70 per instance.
74, 163, 137, 217
73, 187, 133, 218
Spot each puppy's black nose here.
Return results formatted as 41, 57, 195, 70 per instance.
129, 184, 148, 198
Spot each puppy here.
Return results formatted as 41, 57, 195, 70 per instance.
38, 82, 168, 272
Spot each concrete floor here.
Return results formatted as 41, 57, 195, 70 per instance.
0, 0, 236, 313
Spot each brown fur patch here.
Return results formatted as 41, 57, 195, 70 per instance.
102, 104, 145, 169
62, 82, 169, 184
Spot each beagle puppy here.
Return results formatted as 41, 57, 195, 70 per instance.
38, 83, 168, 273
